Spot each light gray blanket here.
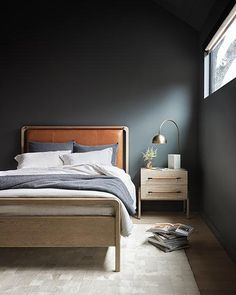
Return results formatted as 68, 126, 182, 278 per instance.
0, 174, 135, 215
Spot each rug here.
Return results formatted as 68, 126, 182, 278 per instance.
0, 224, 199, 295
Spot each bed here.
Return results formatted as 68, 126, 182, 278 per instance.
0, 126, 135, 272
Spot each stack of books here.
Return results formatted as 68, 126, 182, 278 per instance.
147, 223, 194, 252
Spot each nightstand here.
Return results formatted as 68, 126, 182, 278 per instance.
138, 168, 189, 218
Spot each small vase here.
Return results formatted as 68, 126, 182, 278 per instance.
146, 161, 153, 169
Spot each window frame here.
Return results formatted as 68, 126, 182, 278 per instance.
204, 4, 236, 98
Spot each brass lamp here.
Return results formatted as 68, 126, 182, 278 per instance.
152, 119, 180, 153
152, 119, 181, 169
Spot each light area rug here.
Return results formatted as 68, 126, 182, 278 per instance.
0, 224, 199, 295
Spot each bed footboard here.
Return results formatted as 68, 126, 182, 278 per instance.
0, 197, 121, 272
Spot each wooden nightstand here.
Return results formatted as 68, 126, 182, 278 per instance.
138, 168, 189, 218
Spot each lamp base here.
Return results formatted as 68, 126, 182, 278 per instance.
168, 154, 181, 169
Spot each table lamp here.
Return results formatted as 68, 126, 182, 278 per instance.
152, 119, 181, 169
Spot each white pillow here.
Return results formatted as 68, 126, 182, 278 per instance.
61, 148, 113, 166
15, 150, 71, 169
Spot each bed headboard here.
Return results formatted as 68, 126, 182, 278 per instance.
21, 126, 129, 172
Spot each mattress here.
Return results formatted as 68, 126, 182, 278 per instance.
0, 205, 114, 216
0, 188, 133, 236
0, 189, 115, 216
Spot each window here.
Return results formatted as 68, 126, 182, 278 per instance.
204, 4, 236, 98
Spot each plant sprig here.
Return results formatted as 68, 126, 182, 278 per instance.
142, 147, 157, 161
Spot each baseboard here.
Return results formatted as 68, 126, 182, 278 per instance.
201, 211, 236, 264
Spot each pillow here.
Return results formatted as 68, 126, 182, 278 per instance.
73, 143, 118, 165
28, 141, 74, 152
61, 148, 113, 166
15, 150, 71, 169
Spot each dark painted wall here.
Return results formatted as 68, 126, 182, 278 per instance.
199, 0, 236, 261
1, 1, 199, 208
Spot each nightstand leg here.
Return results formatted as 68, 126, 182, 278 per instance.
183, 200, 186, 213
138, 189, 141, 219
186, 199, 190, 218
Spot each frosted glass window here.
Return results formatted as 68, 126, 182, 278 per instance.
210, 19, 236, 93
204, 5, 236, 97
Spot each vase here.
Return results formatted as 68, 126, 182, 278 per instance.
146, 161, 153, 169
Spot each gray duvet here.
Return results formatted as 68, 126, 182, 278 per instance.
0, 174, 135, 215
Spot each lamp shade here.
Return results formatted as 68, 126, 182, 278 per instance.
152, 134, 167, 144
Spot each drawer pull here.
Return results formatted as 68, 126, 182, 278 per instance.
147, 177, 181, 180
148, 191, 182, 194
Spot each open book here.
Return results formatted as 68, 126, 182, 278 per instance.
147, 223, 194, 237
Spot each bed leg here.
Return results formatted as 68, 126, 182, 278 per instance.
115, 242, 120, 272
114, 200, 121, 272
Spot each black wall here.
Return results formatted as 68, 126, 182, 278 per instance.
199, 0, 236, 261
1, 1, 199, 208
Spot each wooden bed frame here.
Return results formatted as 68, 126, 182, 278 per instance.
0, 126, 129, 272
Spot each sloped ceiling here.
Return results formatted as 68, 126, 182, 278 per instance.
153, 0, 216, 31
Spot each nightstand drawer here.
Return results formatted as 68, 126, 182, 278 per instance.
141, 184, 187, 200
141, 169, 187, 185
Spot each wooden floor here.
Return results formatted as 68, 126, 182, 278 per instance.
133, 212, 236, 295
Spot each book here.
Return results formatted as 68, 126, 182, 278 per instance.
147, 223, 194, 237
147, 223, 194, 253
153, 234, 188, 248
153, 233, 187, 246
148, 237, 190, 252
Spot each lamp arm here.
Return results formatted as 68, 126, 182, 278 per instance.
159, 119, 180, 154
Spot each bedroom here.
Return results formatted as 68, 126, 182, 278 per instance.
0, 0, 236, 294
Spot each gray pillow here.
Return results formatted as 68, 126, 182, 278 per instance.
73, 143, 118, 166
28, 141, 74, 152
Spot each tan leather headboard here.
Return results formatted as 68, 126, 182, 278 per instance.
21, 126, 129, 172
